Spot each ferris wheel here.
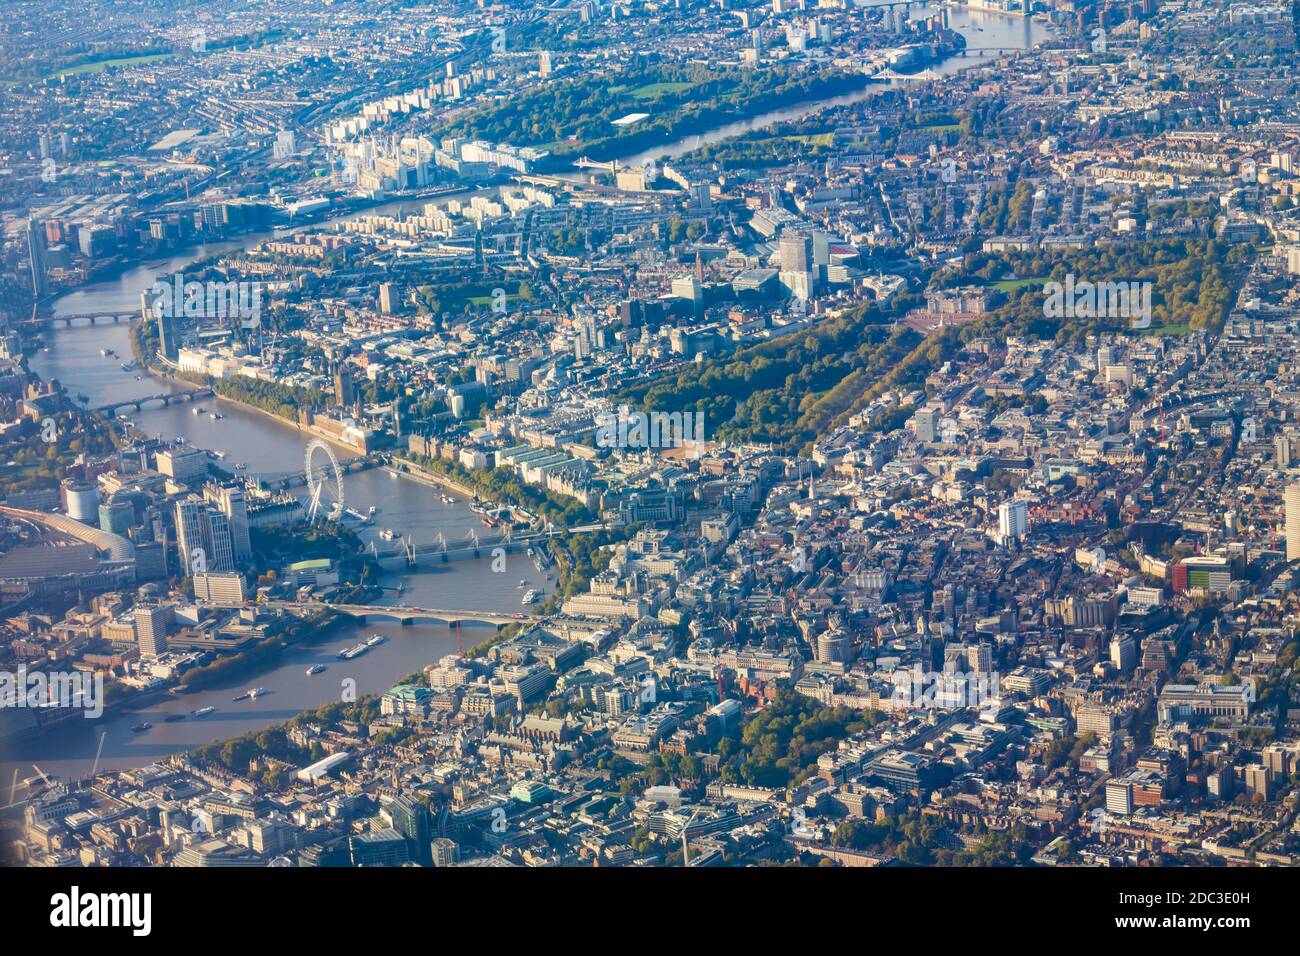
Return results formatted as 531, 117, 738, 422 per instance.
304, 439, 345, 522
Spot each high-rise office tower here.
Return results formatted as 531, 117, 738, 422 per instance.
914, 407, 938, 443
99, 497, 134, 535
385, 795, 431, 866
941, 584, 956, 620
811, 234, 832, 270
812, 230, 832, 273
175, 497, 236, 574
430, 838, 460, 867
671, 275, 703, 312
206, 483, 251, 563
145, 289, 179, 361
175, 498, 205, 574
1286, 482, 1300, 561
779, 231, 812, 273
136, 603, 170, 658
27, 217, 47, 299
779, 231, 814, 302
1110, 634, 1137, 672
780, 269, 813, 302
204, 509, 235, 572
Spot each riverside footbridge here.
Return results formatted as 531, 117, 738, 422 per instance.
248, 453, 385, 490
274, 599, 527, 627
366, 522, 609, 569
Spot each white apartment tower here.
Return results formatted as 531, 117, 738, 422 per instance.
998, 499, 1029, 542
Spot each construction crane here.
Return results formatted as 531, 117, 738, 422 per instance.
680, 806, 702, 867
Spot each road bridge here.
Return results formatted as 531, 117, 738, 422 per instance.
876, 66, 942, 81
94, 388, 212, 416
20, 310, 138, 331
574, 156, 622, 173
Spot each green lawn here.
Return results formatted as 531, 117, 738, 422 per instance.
470, 293, 530, 304
786, 132, 834, 146
629, 81, 696, 99
467, 291, 535, 307
53, 52, 174, 78
989, 277, 1047, 292
1136, 323, 1192, 338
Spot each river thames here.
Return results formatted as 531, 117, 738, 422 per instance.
11, 222, 553, 782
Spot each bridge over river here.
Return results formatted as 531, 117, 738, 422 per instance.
366, 522, 609, 569
95, 387, 212, 416
268, 599, 528, 627
20, 310, 138, 332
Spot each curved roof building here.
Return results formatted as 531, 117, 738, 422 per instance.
0, 504, 135, 564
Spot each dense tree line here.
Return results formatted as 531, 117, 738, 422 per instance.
189, 691, 382, 787
443, 61, 870, 164
209, 373, 326, 422
936, 238, 1250, 345
830, 812, 948, 865
716, 690, 884, 789
403, 453, 596, 527
619, 298, 917, 452
684, 131, 838, 171
619, 236, 1247, 455
250, 520, 362, 567
0, 411, 117, 498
